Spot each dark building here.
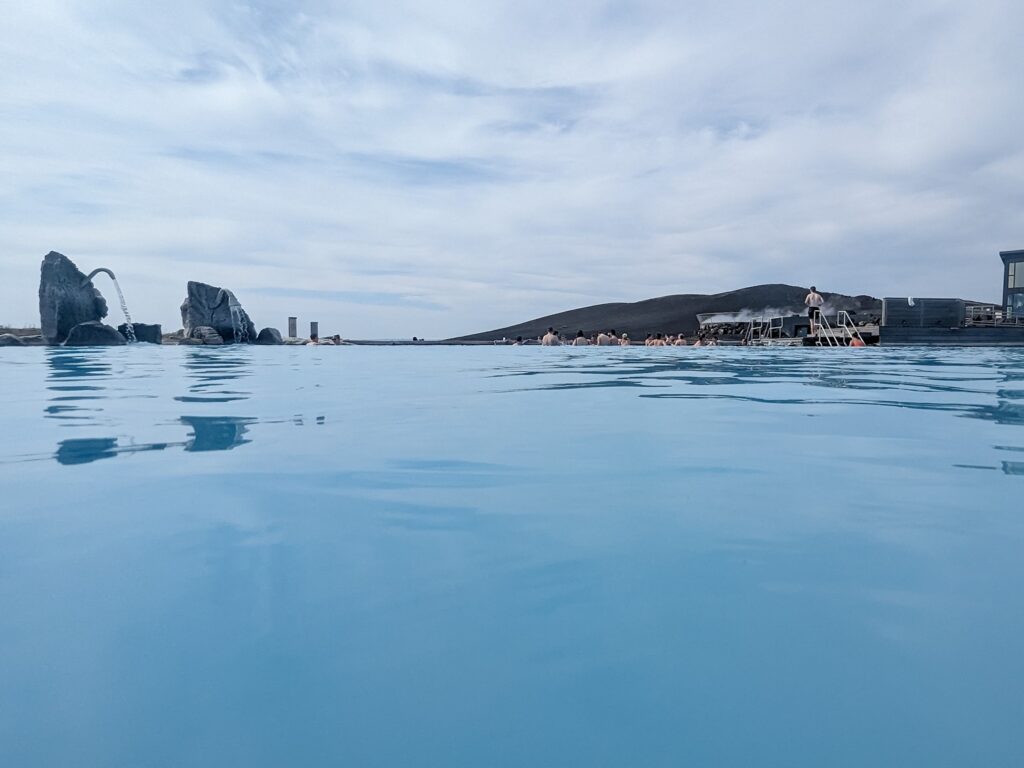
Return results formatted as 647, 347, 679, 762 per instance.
1002, 249, 1024, 319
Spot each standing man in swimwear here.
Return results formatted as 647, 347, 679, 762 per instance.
805, 286, 825, 335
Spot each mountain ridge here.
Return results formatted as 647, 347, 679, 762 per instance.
453, 283, 882, 341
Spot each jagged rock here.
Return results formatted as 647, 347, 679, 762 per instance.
38, 251, 109, 345
63, 321, 127, 346
180, 281, 256, 343
190, 326, 224, 345
118, 323, 162, 344
0, 334, 27, 347
256, 327, 283, 345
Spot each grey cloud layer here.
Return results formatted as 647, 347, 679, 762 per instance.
2, 0, 1022, 337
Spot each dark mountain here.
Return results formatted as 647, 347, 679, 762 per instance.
454, 284, 881, 341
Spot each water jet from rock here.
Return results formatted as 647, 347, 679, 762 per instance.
83, 268, 136, 343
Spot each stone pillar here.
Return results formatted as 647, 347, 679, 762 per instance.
288, 316, 297, 338
310, 321, 319, 338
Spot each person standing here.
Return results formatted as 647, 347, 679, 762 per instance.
805, 286, 825, 334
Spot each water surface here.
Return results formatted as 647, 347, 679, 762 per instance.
1, 346, 1022, 766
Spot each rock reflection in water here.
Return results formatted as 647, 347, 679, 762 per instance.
52, 418, 255, 464
45, 349, 112, 423
54, 437, 170, 465
55, 437, 118, 465
181, 416, 255, 452
176, 348, 253, 403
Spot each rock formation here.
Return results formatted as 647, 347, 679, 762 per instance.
118, 323, 162, 344
63, 321, 127, 346
256, 327, 284, 345
190, 326, 225, 345
180, 282, 256, 343
38, 251, 110, 345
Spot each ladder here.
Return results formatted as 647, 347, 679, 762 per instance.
814, 311, 865, 346
746, 316, 794, 346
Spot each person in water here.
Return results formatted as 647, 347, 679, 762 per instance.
541, 327, 560, 346
573, 330, 590, 346
805, 286, 825, 334
306, 333, 320, 346
619, 333, 630, 346
596, 331, 612, 346
849, 335, 866, 347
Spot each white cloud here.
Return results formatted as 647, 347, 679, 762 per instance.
1, 0, 1022, 337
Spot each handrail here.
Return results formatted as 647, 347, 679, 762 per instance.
815, 313, 839, 346
814, 311, 864, 346
746, 315, 801, 346
836, 310, 866, 346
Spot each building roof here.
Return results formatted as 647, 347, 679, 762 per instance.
1000, 249, 1024, 263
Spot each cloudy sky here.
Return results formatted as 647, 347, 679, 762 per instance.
2, 0, 1022, 337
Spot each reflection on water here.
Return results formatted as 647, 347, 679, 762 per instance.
176, 348, 254, 403
21, 347, 1024, 472
38, 347, 265, 462
21, 347, 1024, 469
55, 437, 118, 465
181, 416, 255, 452
54, 437, 171, 465
488, 348, 1024, 429
45, 349, 113, 424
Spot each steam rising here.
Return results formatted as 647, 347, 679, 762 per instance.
700, 303, 847, 324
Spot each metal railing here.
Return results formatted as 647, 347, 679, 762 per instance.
814, 311, 865, 346
746, 316, 800, 346
964, 305, 1023, 327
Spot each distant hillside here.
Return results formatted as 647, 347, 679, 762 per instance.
454, 284, 882, 341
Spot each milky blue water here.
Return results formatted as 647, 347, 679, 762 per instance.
1, 346, 1023, 767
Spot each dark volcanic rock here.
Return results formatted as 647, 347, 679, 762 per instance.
190, 326, 224, 345
63, 321, 127, 346
0, 333, 27, 347
455, 284, 884, 341
180, 282, 256, 343
119, 323, 162, 344
38, 251, 109, 345
256, 327, 283, 345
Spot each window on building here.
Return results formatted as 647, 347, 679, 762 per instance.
1013, 294, 1024, 317
1009, 261, 1024, 289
